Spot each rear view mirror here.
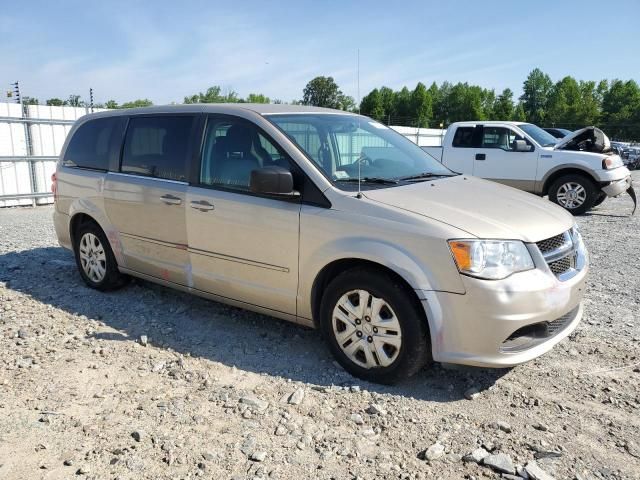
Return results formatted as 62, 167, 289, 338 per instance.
514, 140, 532, 152
250, 166, 299, 198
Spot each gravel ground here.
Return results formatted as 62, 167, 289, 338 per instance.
0, 172, 639, 480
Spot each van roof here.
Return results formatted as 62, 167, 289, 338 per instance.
82, 103, 353, 119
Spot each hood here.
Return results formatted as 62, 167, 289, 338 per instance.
554, 126, 610, 152
363, 176, 573, 242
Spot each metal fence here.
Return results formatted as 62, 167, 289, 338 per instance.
0, 102, 104, 207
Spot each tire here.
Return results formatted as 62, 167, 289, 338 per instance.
319, 267, 431, 384
548, 174, 597, 215
593, 192, 607, 207
73, 221, 128, 291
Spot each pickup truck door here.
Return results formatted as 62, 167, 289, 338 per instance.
471, 126, 538, 192
441, 126, 476, 174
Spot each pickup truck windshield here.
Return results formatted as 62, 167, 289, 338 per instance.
519, 124, 559, 147
265, 114, 453, 188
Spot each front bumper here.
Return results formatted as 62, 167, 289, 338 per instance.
420, 242, 588, 368
601, 174, 632, 197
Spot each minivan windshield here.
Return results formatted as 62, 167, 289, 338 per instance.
265, 114, 454, 188
519, 124, 559, 147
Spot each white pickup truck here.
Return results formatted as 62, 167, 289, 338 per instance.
423, 121, 635, 214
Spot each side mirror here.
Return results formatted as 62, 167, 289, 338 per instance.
250, 166, 299, 198
514, 139, 532, 152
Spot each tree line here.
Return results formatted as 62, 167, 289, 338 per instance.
360, 68, 640, 140
16, 68, 640, 140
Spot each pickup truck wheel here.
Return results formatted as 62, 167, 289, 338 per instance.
549, 174, 597, 215
320, 268, 431, 384
593, 192, 607, 207
74, 222, 128, 291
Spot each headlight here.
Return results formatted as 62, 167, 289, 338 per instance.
448, 239, 534, 280
602, 156, 623, 169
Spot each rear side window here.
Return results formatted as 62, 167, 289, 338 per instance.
452, 127, 475, 148
121, 116, 195, 181
63, 117, 120, 170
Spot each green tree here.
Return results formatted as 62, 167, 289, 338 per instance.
66, 94, 85, 107
23, 97, 39, 105
546, 76, 581, 125
120, 99, 153, 108
246, 93, 270, 104
360, 88, 385, 120
184, 86, 225, 104
392, 87, 412, 123
302, 76, 351, 110
520, 68, 553, 124
513, 102, 527, 122
46, 98, 65, 106
104, 100, 119, 109
493, 88, 514, 120
410, 82, 433, 127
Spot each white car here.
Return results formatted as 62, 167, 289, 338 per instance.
423, 122, 635, 214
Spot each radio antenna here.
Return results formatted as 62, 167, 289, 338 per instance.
356, 48, 362, 199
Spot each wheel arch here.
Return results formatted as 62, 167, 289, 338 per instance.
542, 167, 599, 196
310, 258, 427, 331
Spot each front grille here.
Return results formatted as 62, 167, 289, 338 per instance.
536, 233, 569, 254
536, 230, 577, 279
549, 256, 572, 275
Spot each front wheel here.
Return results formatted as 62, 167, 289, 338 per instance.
319, 268, 431, 384
593, 192, 607, 207
549, 174, 597, 215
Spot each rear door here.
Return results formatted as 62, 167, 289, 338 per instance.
442, 126, 476, 173
104, 114, 201, 285
471, 125, 538, 192
186, 115, 301, 315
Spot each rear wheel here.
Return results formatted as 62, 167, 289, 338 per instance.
549, 174, 597, 215
320, 267, 431, 384
74, 221, 128, 291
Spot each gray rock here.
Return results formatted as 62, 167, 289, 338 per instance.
250, 451, 267, 462
241, 436, 257, 455
625, 441, 640, 458
463, 447, 489, 463
483, 453, 515, 474
366, 403, 387, 415
350, 413, 365, 425
495, 420, 512, 433
464, 388, 481, 400
239, 396, 269, 412
274, 425, 287, 436
524, 461, 555, 480
423, 442, 445, 461
288, 388, 305, 405
131, 430, 145, 442
532, 422, 549, 432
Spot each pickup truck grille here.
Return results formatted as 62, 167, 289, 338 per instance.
536, 230, 576, 279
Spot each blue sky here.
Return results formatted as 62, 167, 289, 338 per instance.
2, 0, 639, 105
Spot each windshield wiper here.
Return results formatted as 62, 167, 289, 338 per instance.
398, 172, 457, 181
335, 177, 398, 185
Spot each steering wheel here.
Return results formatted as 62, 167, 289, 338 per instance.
356, 153, 373, 166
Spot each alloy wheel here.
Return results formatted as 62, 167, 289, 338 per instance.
556, 182, 587, 209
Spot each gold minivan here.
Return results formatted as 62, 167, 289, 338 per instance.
53, 104, 588, 383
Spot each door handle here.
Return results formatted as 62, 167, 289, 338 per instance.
190, 200, 215, 211
160, 194, 182, 205
475, 153, 486, 161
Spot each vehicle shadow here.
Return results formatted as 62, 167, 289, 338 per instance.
0, 246, 507, 402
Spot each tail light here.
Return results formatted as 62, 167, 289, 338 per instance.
51, 172, 57, 201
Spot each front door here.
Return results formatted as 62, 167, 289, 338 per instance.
186, 115, 301, 315
104, 114, 198, 285
471, 126, 538, 192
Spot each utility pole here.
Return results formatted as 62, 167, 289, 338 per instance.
89, 87, 94, 113
11, 81, 36, 206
